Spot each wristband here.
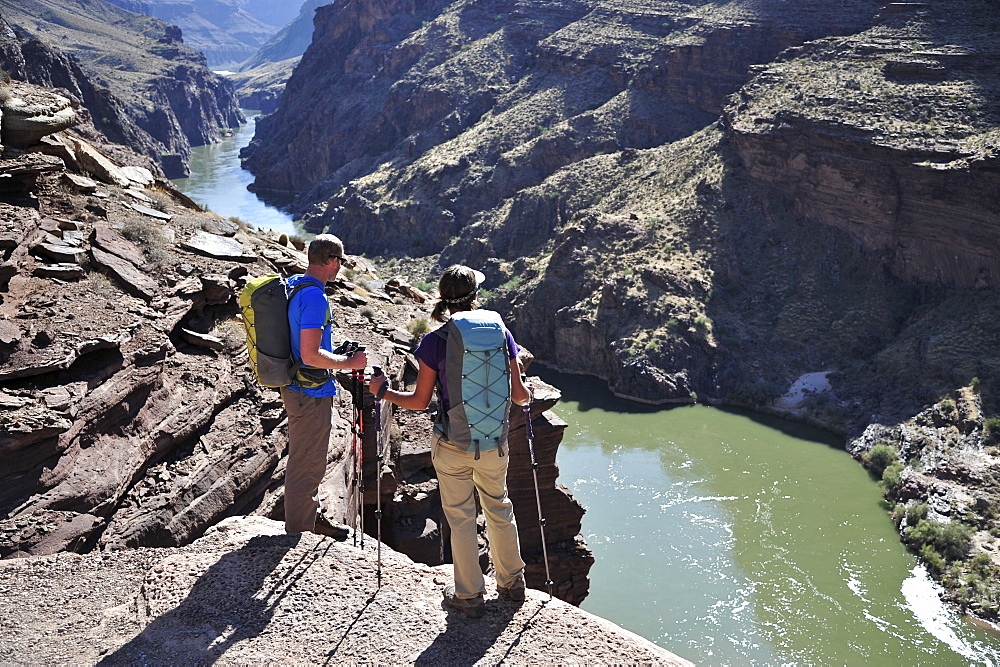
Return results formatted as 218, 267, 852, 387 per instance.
376, 382, 388, 401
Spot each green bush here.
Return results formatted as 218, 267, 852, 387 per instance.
905, 502, 928, 526
880, 461, 905, 495
863, 443, 898, 477
919, 544, 946, 574
407, 317, 430, 338
905, 518, 973, 563
984, 416, 1000, 438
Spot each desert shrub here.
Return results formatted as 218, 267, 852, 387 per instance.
880, 460, 905, 495
904, 518, 973, 563
147, 191, 173, 213
213, 319, 246, 350
360, 306, 376, 320
407, 316, 430, 338
984, 416, 1000, 438
119, 218, 169, 265
414, 280, 435, 292
863, 443, 898, 477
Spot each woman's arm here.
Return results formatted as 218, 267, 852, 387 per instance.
510, 357, 532, 406
369, 359, 438, 410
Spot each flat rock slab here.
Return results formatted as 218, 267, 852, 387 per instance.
90, 247, 158, 301
32, 264, 86, 280
201, 217, 240, 236
0, 517, 693, 665
125, 202, 172, 220
181, 231, 255, 262
31, 241, 86, 264
120, 166, 155, 186
92, 224, 146, 267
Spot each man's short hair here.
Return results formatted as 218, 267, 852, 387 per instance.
307, 234, 345, 266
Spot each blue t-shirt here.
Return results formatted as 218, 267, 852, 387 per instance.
413, 313, 519, 413
286, 274, 337, 397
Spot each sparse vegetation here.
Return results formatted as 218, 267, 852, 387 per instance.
120, 218, 170, 266
862, 443, 899, 477
407, 317, 430, 338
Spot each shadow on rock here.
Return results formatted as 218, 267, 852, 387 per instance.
414, 598, 528, 665
98, 533, 310, 664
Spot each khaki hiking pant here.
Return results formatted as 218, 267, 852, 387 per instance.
432, 432, 526, 599
280, 387, 334, 534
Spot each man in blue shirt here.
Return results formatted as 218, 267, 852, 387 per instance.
281, 234, 367, 536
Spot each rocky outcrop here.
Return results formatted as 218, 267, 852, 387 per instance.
724, 20, 1000, 288
0, 81, 75, 147
0, 517, 690, 664
848, 387, 1000, 620
0, 3, 242, 177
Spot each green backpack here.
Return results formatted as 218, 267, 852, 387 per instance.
239, 274, 329, 388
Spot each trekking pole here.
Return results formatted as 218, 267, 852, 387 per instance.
372, 365, 384, 588
347, 345, 360, 548
351, 349, 366, 549
523, 397, 554, 599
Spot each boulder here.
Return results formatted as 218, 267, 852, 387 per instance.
0, 83, 76, 147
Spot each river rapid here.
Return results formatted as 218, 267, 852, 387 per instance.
173, 116, 1000, 665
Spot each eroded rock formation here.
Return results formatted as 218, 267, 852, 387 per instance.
0, 3, 243, 177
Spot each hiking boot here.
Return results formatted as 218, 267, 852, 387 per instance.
497, 577, 526, 602
443, 584, 486, 619
312, 513, 350, 540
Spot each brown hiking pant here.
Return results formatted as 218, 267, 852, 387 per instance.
432, 432, 526, 599
280, 387, 334, 534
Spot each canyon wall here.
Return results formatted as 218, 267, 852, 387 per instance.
0, 1, 242, 177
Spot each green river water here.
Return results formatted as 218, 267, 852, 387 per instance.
543, 368, 1000, 665
174, 118, 1000, 665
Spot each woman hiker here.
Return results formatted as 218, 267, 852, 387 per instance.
369, 265, 532, 619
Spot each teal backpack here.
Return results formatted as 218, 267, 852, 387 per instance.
434, 310, 512, 458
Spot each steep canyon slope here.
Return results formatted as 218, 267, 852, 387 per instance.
243, 0, 1000, 618
0, 0, 243, 177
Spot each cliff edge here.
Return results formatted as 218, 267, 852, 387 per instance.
0, 516, 691, 665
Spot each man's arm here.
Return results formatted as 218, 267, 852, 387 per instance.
299, 328, 367, 369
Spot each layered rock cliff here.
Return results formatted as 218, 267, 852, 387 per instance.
0, 0, 243, 177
